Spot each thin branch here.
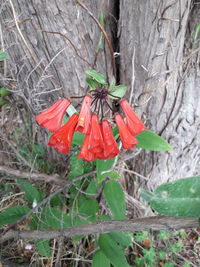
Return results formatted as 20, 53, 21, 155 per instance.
0, 165, 66, 186
0, 130, 32, 169
1, 216, 198, 243
76, 0, 116, 77
1, 171, 96, 235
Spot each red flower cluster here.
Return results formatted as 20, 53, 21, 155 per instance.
36, 94, 146, 161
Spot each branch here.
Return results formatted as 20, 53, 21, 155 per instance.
1, 170, 96, 234
0, 165, 66, 186
76, 0, 116, 77
1, 216, 198, 243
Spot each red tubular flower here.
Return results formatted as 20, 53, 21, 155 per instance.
101, 120, 120, 158
115, 114, 138, 149
120, 99, 146, 136
78, 134, 94, 162
36, 99, 71, 132
48, 113, 78, 153
76, 95, 92, 134
88, 114, 104, 153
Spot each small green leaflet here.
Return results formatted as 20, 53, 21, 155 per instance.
109, 85, 127, 99
0, 88, 10, 97
141, 176, 200, 217
98, 234, 130, 267
85, 77, 99, 90
35, 239, 51, 258
85, 70, 107, 85
104, 180, 126, 220
0, 51, 10, 61
0, 206, 30, 226
17, 178, 43, 204
92, 250, 110, 267
136, 130, 172, 151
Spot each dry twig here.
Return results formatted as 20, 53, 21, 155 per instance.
1, 216, 198, 243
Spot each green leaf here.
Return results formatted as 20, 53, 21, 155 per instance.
146, 176, 200, 217
109, 85, 127, 99
136, 130, 172, 151
104, 180, 126, 220
72, 132, 85, 146
92, 250, 110, 267
98, 234, 130, 267
0, 206, 30, 226
85, 180, 98, 195
108, 232, 132, 247
85, 77, 99, 90
67, 154, 84, 180
35, 239, 51, 258
0, 51, 10, 61
96, 157, 117, 183
50, 194, 64, 207
0, 88, 10, 97
140, 189, 154, 202
98, 171, 120, 183
40, 206, 71, 229
32, 144, 45, 157
0, 98, 10, 107
85, 70, 107, 84
18, 178, 43, 204
78, 197, 99, 221
108, 79, 116, 92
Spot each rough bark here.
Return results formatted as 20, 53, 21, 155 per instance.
119, 0, 200, 188
1, 0, 114, 112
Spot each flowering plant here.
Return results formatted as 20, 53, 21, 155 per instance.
36, 70, 171, 162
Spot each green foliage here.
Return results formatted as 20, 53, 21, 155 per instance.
98, 234, 130, 267
157, 230, 170, 240
92, 250, 110, 267
136, 130, 172, 151
108, 232, 132, 248
17, 178, 43, 204
109, 85, 127, 99
141, 176, 200, 217
134, 231, 148, 242
85, 70, 107, 84
85, 77, 99, 90
104, 180, 126, 220
0, 88, 10, 97
0, 206, 30, 226
0, 51, 10, 61
35, 239, 51, 258
96, 157, 117, 183
67, 153, 84, 179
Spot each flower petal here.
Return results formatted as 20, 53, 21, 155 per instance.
36, 99, 71, 132
48, 113, 78, 153
76, 95, 92, 134
120, 99, 146, 135
115, 114, 138, 149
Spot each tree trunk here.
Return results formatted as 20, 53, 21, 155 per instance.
1, 0, 199, 188
119, 0, 200, 188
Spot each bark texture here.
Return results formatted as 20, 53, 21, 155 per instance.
1, 0, 114, 112
119, 0, 200, 187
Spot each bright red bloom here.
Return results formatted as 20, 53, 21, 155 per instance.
115, 114, 138, 149
36, 99, 71, 132
88, 114, 104, 153
78, 134, 95, 162
76, 95, 92, 134
48, 113, 78, 153
101, 120, 120, 158
120, 99, 146, 136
